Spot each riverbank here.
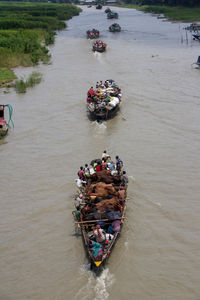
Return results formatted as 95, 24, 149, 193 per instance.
0, 2, 81, 87
116, 4, 200, 22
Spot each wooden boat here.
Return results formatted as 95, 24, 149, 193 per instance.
87, 29, 100, 39
96, 4, 102, 9
185, 23, 200, 31
192, 33, 200, 41
105, 7, 111, 13
92, 40, 107, 53
0, 104, 14, 138
109, 23, 121, 32
192, 55, 200, 69
87, 80, 122, 121
107, 11, 118, 19
72, 160, 127, 274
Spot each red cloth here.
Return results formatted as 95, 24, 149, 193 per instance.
96, 165, 102, 172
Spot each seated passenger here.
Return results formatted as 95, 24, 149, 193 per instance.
93, 225, 106, 243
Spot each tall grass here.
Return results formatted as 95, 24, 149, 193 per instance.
15, 71, 42, 93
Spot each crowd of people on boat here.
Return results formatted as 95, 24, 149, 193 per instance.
87, 80, 122, 109
92, 40, 107, 52
87, 29, 99, 39
74, 151, 128, 262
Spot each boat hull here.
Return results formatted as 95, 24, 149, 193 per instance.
0, 128, 8, 138
87, 102, 120, 121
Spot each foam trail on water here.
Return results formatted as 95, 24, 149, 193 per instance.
94, 268, 115, 300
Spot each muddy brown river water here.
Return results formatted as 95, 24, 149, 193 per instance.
0, 6, 200, 300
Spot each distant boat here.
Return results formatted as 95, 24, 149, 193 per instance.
87, 80, 122, 121
96, 4, 102, 9
105, 7, 111, 13
185, 23, 200, 31
92, 40, 107, 53
109, 23, 121, 32
192, 55, 200, 69
0, 104, 14, 138
107, 11, 118, 19
192, 33, 200, 41
87, 29, 100, 39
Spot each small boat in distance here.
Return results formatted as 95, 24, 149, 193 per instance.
109, 23, 121, 32
72, 154, 128, 274
92, 40, 107, 53
192, 33, 200, 41
0, 104, 14, 138
105, 7, 111, 13
107, 11, 118, 19
87, 80, 122, 121
96, 4, 102, 9
87, 29, 100, 39
192, 55, 200, 69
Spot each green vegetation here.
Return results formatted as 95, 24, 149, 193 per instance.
15, 71, 42, 93
0, 68, 17, 85
120, 4, 200, 22
0, 2, 81, 84
125, 0, 199, 6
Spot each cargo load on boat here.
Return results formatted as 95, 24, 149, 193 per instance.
72, 152, 128, 274
87, 29, 100, 39
92, 40, 107, 52
86, 80, 122, 120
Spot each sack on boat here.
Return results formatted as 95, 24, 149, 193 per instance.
108, 225, 115, 234
112, 220, 121, 232
106, 210, 122, 220
109, 97, 120, 107
106, 233, 114, 240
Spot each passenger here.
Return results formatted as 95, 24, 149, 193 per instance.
84, 163, 90, 178
95, 161, 102, 172
88, 87, 96, 98
116, 156, 123, 174
93, 224, 106, 243
75, 206, 81, 221
109, 160, 115, 171
75, 193, 83, 205
101, 160, 107, 170
88, 239, 103, 258
78, 166, 85, 180
122, 170, 128, 185
102, 150, 110, 160
96, 82, 99, 88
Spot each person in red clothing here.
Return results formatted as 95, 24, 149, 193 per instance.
77, 166, 85, 180
95, 161, 102, 172
87, 87, 96, 98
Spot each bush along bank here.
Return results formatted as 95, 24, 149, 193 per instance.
120, 4, 200, 22
0, 2, 82, 86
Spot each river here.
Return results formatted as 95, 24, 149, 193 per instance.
0, 6, 200, 300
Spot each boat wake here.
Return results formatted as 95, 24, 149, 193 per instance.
92, 121, 107, 135
77, 265, 115, 300
94, 268, 115, 300
93, 51, 103, 62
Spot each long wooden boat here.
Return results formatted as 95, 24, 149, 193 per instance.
86, 80, 122, 121
0, 104, 14, 138
72, 159, 128, 274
